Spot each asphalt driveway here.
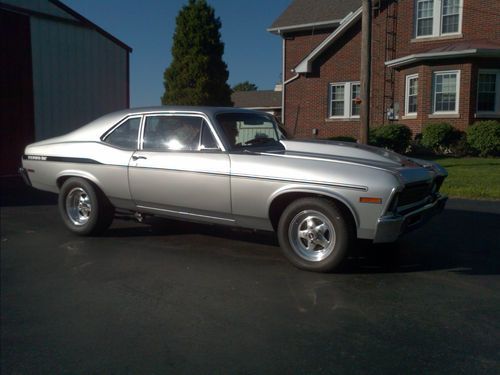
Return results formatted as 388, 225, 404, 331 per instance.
1, 184, 499, 374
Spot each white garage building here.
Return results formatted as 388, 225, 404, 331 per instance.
0, 0, 131, 175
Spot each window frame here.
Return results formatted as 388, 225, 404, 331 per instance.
405, 74, 419, 117
140, 113, 223, 152
101, 115, 143, 150
476, 69, 500, 117
415, 0, 463, 39
432, 70, 461, 115
328, 81, 361, 119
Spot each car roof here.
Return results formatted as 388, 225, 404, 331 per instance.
110, 105, 266, 118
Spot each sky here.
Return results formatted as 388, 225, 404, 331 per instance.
63, 0, 291, 107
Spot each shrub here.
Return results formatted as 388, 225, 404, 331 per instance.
421, 122, 458, 153
328, 136, 357, 143
467, 120, 500, 156
369, 124, 412, 153
449, 131, 475, 157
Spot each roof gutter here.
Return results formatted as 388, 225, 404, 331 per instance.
267, 19, 343, 35
385, 48, 500, 68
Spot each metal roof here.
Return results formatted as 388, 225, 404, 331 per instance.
268, 0, 361, 34
386, 40, 500, 68
0, 0, 132, 52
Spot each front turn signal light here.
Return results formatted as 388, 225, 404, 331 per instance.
359, 197, 383, 204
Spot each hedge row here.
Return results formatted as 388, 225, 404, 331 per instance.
329, 120, 500, 156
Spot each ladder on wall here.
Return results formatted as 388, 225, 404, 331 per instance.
382, 0, 398, 122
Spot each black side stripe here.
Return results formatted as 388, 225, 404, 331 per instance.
23, 155, 103, 164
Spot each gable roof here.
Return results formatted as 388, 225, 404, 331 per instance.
268, 0, 361, 34
295, 7, 362, 73
0, 0, 132, 52
231, 91, 282, 109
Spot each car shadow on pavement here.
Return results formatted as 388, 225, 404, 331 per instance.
342, 207, 500, 275
1, 176, 57, 206
3, 177, 498, 275
105, 206, 499, 275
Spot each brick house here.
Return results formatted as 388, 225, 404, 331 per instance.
269, 0, 500, 139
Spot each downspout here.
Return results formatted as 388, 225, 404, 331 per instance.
281, 33, 301, 127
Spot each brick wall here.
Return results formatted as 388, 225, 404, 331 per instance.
281, 0, 500, 139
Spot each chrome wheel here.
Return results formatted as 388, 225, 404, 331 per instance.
288, 210, 336, 262
65, 187, 92, 226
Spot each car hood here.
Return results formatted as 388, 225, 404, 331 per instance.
275, 140, 447, 183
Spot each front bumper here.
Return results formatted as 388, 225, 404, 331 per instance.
18, 167, 32, 187
373, 194, 448, 243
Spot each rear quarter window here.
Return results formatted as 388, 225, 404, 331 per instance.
103, 117, 141, 149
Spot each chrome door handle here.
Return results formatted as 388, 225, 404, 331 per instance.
132, 155, 147, 160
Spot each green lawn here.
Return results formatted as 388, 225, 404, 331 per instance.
431, 157, 500, 200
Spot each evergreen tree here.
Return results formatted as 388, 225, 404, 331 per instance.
232, 81, 258, 92
161, 0, 232, 106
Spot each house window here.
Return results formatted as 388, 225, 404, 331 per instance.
441, 0, 461, 34
415, 0, 462, 38
433, 70, 460, 114
416, 0, 434, 36
351, 83, 361, 116
329, 82, 360, 119
405, 74, 419, 116
477, 70, 500, 115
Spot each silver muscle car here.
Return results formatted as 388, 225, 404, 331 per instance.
20, 107, 447, 272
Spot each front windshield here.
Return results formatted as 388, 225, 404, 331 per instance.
216, 112, 283, 150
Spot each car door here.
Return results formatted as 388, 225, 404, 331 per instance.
128, 113, 233, 223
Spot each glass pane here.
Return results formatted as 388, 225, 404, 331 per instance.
331, 101, 344, 116
479, 74, 496, 92
216, 112, 279, 149
417, 18, 433, 36
418, 0, 434, 18
442, 14, 459, 33
478, 73, 497, 111
417, 0, 434, 36
443, 0, 460, 15
105, 117, 140, 149
409, 77, 418, 96
351, 84, 360, 116
331, 85, 344, 100
409, 96, 418, 113
478, 93, 495, 112
442, 0, 460, 33
330, 84, 345, 116
143, 116, 202, 151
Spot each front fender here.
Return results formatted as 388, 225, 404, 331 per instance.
267, 184, 360, 229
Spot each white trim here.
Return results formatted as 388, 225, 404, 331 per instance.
385, 48, 500, 68
295, 8, 362, 73
328, 82, 360, 119
281, 38, 286, 124
476, 69, 500, 116
405, 74, 419, 116
432, 70, 460, 115
414, 0, 463, 39
267, 19, 343, 35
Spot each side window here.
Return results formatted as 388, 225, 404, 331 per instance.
143, 116, 203, 151
200, 121, 219, 150
104, 117, 141, 149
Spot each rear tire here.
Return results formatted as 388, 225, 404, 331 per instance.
58, 177, 114, 236
277, 197, 353, 272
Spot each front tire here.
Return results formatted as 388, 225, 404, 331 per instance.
58, 177, 114, 236
277, 197, 353, 272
